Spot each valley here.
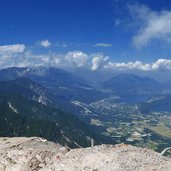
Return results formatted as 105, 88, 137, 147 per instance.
0, 67, 171, 157
71, 98, 171, 153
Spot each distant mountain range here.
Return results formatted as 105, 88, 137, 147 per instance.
0, 67, 108, 103
1, 66, 171, 112
100, 73, 167, 95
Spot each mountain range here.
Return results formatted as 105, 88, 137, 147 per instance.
0, 66, 171, 148
0, 75, 111, 147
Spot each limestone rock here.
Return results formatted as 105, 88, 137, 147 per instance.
0, 137, 171, 171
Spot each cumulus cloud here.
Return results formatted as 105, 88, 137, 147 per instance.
0, 44, 171, 73
17, 51, 61, 68
129, 4, 171, 48
0, 44, 25, 54
0, 44, 62, 69
40, 39, 51, 48
94, 43, 112, 47
105, 59, 171, 71
0, 44, 26, 68
151, 59, 171, 70
91, 54, 109, 70
65, 51, 88, 68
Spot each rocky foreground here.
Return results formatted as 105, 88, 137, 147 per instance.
0, 137, 171, 171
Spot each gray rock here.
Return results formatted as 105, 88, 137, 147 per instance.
0, 137, 171, 171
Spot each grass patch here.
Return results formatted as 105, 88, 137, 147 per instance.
147, 124, 171, 138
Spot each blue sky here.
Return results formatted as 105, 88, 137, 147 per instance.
1, 0, 171, 75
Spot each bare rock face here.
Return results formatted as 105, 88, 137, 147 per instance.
0, 137, 171, 171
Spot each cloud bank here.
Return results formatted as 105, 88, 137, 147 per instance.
105, 59, 171, 71
0, 44, 25, 54
0, 43, 171, 72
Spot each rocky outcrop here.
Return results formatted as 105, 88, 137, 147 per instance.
0, 137, 171, 171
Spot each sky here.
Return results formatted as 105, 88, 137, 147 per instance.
1, 0, 171, 78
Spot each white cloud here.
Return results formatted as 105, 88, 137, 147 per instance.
0, 44, 26, 68
40, 40, 51, 48
129, 4, 171, 48
20, 51, 61, 68
151, 59, 171, 70
65, 51, 88, 68
0, 44, 25, 54
94, 43, 112, 47
105, 59, 171, 71
0, 45, 171, 73
91, 54, 109, 70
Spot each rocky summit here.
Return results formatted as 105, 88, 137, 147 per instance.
0, 137, 171, 171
